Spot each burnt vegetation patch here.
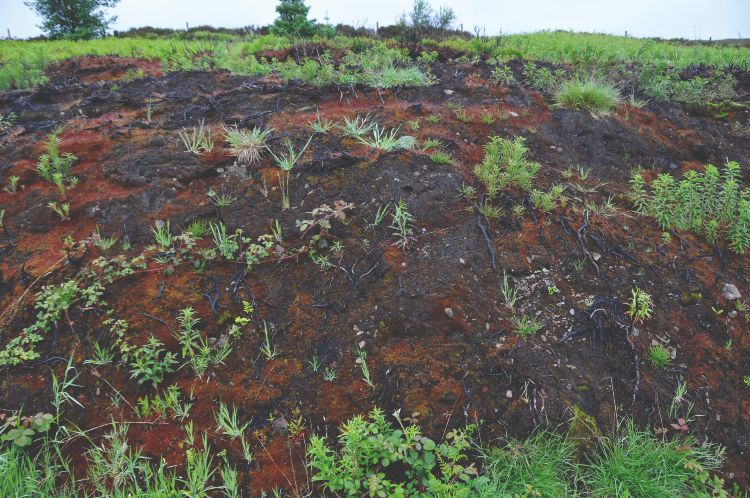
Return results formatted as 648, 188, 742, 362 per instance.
1, 2, 750, 496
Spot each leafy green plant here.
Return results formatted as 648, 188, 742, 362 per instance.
35, 132, 77, 195
210, 222, 239, 260
626, 287, 653, 323
491, 65, 515, 86
129, 336, 177, 387
648, 344, 671, 368
630, 161, 750, 253
309, 112, 335, 134
259, 321, 278, 360
307, 408, 485, 497
522, 62, 565, 93
554, 79, 621, 114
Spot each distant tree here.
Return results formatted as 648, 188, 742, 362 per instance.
270, 0, 317, 38
25, 0, 120, 40
397, 0, 457, 41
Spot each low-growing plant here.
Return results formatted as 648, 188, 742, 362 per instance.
309, 112, 335, 134
630, 161, 750, 253
3, 175, 19, 193
307, 408, 486, 497
338, 114, 375, 138
474, 136, 540, 197
554, 79, 621, 114
491, 65, 515, 86
214, 402, 249, 440
390, 199, 415, 251
626, 287, 653, 323
179, 119, 214, 154
48, 201, 70, 221
648, 344, 671, 368
513, 315, 543, 339
523, 62, 565, 93
357, 124, 415, 151
223, 125, 272, 164
35, 131, 77, 195
129, 336, 177, 388
271, 136, 312, 209
429, 150, 453, 164
580, 419, 724, 496
481, 430, 574, 497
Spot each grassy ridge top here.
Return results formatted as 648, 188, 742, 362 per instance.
2, 30, 750, 67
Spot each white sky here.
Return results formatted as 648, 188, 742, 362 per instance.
1, 0, 749, 40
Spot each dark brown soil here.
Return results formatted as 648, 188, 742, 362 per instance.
1, 56, 749, 495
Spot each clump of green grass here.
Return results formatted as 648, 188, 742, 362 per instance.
481, 431, 574, 497
474, 136, 540, 198
554, 79, 622, 114
580, 420, 724, 498
223, 125, 272, 165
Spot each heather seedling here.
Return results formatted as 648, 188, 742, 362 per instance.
475, 136, 540, 198
48, 201, 70, 221
36, 131, 77, 194
3, 175, 19, 193
630, 161, 750, 253
648, 344, 671, 368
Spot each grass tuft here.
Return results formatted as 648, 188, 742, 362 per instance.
554, 79, 622, 114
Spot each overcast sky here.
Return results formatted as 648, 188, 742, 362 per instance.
1, 0, 749, 40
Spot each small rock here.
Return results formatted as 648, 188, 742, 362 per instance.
722, 283, 741, 301
358, 340, 366, 348
505, 390, 513, 398
592, 252, 601, 261
729, 310, 738, 318
444, 307, 454, 318
443, 89, 454, 95
459, 258, 466, 265
272, 416, 288, 434
569, 308, 576, 316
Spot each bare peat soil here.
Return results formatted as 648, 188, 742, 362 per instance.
1, 57, 750, 494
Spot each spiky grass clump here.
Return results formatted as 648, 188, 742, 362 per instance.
581, 420, 725, 498
223, 125, 272, 165
481, 430, 574, 497
554, 79, 622, 114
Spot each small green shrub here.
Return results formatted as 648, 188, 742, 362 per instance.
522, 62, 565, 93
474, 136, 540, 198
630, 161, 750, 253
554, 79, 621, 114
307, 408, 486, 497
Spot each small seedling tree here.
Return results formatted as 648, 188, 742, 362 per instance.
270, 0, 317, 38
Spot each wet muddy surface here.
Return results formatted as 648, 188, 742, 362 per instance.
1, 56, 749, 494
